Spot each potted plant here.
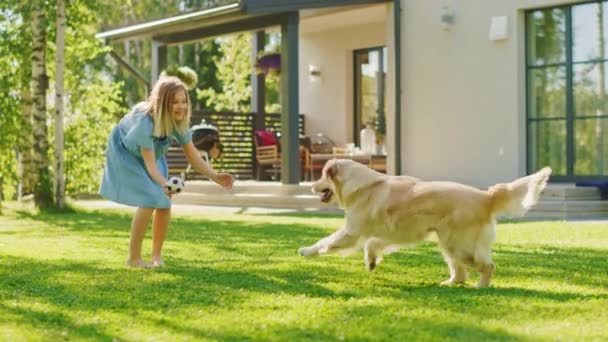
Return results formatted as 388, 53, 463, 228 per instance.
255, 51, 281, 75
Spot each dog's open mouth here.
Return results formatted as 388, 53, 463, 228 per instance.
320, 189, 333, 203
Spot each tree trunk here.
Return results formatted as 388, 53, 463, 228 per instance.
54, 0, 66, 209
18, 88, 35, 198
31, 3, 53, 209
194, 42, 200, 110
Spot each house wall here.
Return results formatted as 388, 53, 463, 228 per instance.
398, 0, 581, 186
299, 19, 387, 147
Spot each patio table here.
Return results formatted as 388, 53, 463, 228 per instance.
309, 153, 386, 180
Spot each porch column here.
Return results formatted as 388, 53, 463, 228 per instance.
251, 30, 266, 131
280, 12, 300, 184
393, 0, 402, 175
151, 40, 167, 86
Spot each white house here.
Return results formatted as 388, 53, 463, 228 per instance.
98, 0, 608, 188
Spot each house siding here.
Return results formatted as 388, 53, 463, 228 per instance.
397, 0, 587, 186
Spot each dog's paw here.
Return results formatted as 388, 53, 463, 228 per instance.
440, 279, 465, 286
298, 246, 318, 257
366, 260, 376, 271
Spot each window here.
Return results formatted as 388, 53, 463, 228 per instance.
527, 2, 608, 179
354, 47, 387, 148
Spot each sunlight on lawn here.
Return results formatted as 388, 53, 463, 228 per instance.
0, 202, 607, 341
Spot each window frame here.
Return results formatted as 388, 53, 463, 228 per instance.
526, 1, 608, 181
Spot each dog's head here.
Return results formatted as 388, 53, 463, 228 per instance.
312, 159, 344, 205
313, 159, 387, 207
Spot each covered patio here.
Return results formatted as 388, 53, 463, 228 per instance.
96, 0, 402, 184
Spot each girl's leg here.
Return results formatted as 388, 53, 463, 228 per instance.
128, 207, 154, 267
151, 207, 171, 267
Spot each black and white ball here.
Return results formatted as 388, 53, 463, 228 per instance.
165, 176, 185, 194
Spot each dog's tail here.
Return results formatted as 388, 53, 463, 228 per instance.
488, 167, 552, 218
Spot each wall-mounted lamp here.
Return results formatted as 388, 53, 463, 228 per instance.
489, 16, 509, 41
309, 64, 321, 83
440, 0, 455, 31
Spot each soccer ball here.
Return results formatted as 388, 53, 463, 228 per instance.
165, 176, 185, 194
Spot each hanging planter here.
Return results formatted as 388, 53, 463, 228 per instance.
255, 53, 281, 75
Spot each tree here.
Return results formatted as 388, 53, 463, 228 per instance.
197, 33, 253, 112
54, 0, 66, 208
0, 3, 30, 205
31, 1, 53, 208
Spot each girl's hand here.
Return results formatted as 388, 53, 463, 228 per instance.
214, 173, 234, 190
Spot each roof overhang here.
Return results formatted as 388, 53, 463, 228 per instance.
96, 0, 390, 44
95, 2, 243, 41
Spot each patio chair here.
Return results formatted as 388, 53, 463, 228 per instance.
254, 130, 281, 180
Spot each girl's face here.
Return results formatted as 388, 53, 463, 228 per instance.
171, 89, 188, 122
208, 142, 221, 159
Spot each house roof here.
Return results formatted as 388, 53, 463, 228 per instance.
96, 0, 390, 44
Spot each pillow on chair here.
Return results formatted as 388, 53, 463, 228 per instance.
255, 130, 278, 146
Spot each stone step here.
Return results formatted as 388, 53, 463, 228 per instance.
176, 181, 608, 219
183, 180, 313, 196
184, 182, 604, 200
540, 184, 603, 201
173, 191, 336, 210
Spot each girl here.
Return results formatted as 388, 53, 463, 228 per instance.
100, 76, 234, 268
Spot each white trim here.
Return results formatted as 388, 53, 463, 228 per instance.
95, 2, 241, 40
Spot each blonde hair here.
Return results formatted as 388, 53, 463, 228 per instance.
141, 76, 191, 138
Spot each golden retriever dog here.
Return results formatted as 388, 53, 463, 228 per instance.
298, 159, 551, 288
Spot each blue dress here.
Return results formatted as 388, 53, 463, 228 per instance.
99, 106, 192, 208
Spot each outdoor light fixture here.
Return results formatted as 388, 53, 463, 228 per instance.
489, 16, 509, 41
440, 0, 455, 31
309, 64, 321, 83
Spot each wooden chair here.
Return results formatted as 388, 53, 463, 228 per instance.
166, 147, 190, 180
254, 131, 281, 180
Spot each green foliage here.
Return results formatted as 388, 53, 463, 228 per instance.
0, 205, 607, 340
46, 2, 125, 195
0, 1, 125, 202
0, 2, 33, 200
197, 33, 253, 112
62, 80, 123, 195
264, 32, 281, 113
161, 65, 199, 90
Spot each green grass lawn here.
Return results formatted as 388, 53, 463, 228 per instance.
1, 202, 607, 342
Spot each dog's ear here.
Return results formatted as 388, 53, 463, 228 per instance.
326, 159, 339, 179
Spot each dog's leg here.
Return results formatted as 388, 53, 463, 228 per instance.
474, 249, 495, 288
474, 223, 496, 288
440, 251, 468, 285
363, 238, 388, 271
299, 226, 360, 257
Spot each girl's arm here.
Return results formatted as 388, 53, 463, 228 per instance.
141, 147, 167, 187
182, 142, 234, 189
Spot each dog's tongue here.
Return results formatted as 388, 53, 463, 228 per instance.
321, 189, 332, 203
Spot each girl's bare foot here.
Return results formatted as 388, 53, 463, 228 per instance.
126, 259, 153, 268
152, 259, 165, 268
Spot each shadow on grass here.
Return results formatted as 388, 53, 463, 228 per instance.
1, 245, 606, 341
494, 244, 608, 289
9, 208, 332, 246
0, 302, 116, 341
2, 254, 596, 341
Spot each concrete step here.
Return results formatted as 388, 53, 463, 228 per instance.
185, 182, 604, 200
173, 191, 336, 210
176, 181, 608, 220
540, 184, 603, 201
183, 180, 313, 196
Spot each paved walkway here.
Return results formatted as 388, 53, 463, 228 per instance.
74, 200, 342, 216
72, 200, 608, 223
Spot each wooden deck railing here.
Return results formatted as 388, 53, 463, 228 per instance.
167, 111, 305, 180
